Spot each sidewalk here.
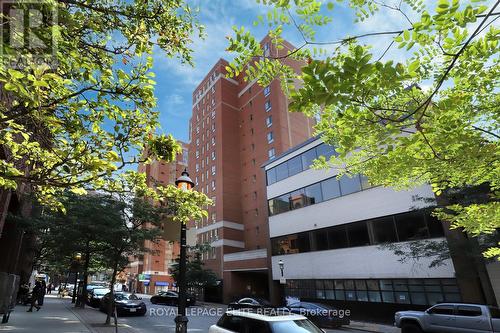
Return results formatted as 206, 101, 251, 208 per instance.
0, 295, 89, 332
0, 295, 139, 333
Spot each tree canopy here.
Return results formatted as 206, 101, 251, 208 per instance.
0, 0, 204, 209
226, 0, 499, 258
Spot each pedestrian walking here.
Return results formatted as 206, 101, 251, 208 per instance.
27, 281, 42, 312
47, 283, 52, 294
38, 280, 47, 306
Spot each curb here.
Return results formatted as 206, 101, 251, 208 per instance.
62, 300, 99, 333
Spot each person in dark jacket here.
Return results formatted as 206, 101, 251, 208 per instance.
27, 281, 42, 312
38, 280, 47, 305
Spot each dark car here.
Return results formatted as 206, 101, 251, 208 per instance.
87, 288, 110, 308
227, 297, 273, 310
99, 292, 146, 316
150, 291, 196, 306
287, 302, 350, 328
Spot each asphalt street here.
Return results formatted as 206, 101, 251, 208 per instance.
114, 295, 383, 333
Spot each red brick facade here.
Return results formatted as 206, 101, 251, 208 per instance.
188, 36, 314, 302
127, 142, 188, 294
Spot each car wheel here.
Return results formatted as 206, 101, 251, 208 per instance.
401, 322, 423, 333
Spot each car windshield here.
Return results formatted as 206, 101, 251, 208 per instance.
303, 302, 335, 310
115, 293, 138, 301
270, 319, 324, 333
93, 289, 109, 296
251, 298, 271, 305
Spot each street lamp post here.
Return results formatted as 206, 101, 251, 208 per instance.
174, 169, 194, 333
278, 259, 284, 278
71, 253, 82, 304
278, 260, 285, 306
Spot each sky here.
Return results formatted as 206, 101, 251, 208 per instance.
152, 0, 358, 143
150, 0, 496, 143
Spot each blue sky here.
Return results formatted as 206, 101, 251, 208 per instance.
151, 0, 489, 143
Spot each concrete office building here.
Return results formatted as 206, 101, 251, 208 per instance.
264, 136, 500, 320
188, 36, 315, 302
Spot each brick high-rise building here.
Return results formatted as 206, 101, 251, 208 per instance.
127, 142, 189, 294
188, 36, 314, 302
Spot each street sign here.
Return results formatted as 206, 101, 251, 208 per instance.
280, 277, 286, 285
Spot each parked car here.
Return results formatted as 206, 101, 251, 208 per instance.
87, 288, 110, 308
150, 291, 196, 306
209, 309, 325, 333
227, 297, 273, 310
99, 292, 146, 316
286, 302, 350, 328
395, 303, 500, 333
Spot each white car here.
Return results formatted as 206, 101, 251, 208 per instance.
209, 309, 326, 333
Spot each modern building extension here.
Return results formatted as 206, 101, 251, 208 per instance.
264, 136, 500, 321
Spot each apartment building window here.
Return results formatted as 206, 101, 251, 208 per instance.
211, 137, 215, 145
206, 184, 209, 193
201, 173, 204, 182
211, 86, 215, 93
211, 98, 215, 106
266, 143, 338, 185
264, 42, 270, 56
206, 142, 209, 151
211, 165, 216, 175
211, 110, 216, 119
253, 191, 257, 200
251, 143, 255, 151
202, 146, 204, 154
211, 180, 216, 190
268, 148, 276, 159
206, 156, 209, 165
252, 175, 256, 183
284, 278, 460, 306
268, 174, 369, 216
271, 210, 444, 256
202, 160, 204, 168
195, 163, 199, 172
195, 150, 199, 158
206, 170, 209, 179
195, 177, 198, 185
266, 115, 272, 127
265, 100, 272, 112
211, 123, 215, 132
196, 126, 199, 134
250, 128, 254, 135
267, 132, 274, 143
211, 151, 216, 160
264, 85, 271, 97
250, 114, 253, 121
252, 159, 256, 166
211, 212, 216, 223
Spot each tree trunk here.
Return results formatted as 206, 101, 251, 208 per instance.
79, 245, 90, 308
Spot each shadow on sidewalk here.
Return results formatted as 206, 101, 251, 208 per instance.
0, 295, 89, 332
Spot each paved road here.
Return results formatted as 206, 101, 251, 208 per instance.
115, 301, 375, 333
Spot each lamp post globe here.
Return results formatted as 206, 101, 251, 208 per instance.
174, 169, 194, 333
175, 169, 194, 190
